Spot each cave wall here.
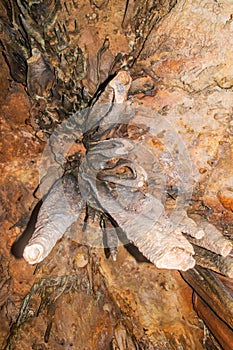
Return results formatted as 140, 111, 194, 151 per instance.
0, 0, 233, 349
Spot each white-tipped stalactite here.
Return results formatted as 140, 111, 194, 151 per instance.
23, 174, 83, 264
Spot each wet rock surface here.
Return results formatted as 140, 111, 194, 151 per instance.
0, 0, 233, 349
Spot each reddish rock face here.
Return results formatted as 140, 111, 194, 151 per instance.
1, 0, 233, 349
0, 60, 204, 349
218, 187, 233, 212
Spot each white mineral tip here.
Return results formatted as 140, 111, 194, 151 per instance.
195, 229, 205, 239
23, 243, 45, 264
156, 248, 196, 271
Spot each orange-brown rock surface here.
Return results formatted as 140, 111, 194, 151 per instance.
1, 0, 233, 349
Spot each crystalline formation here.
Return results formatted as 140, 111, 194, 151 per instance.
23, 71, 232, 271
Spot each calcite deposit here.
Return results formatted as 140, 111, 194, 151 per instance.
0, 0, 233, 349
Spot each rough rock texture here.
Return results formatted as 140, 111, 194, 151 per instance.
0, 33, 205, 350
1, 0, 233, 349
136, 0, 233, 227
